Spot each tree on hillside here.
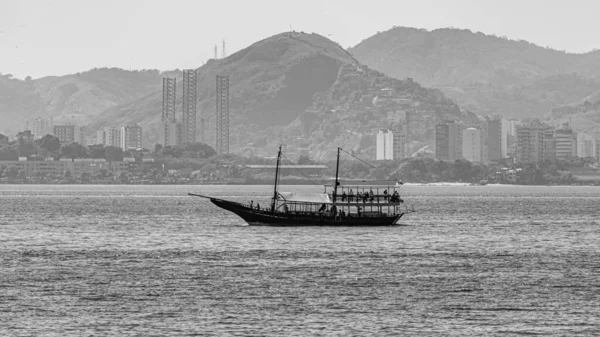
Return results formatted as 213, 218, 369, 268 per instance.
0, 143, 18, 160
182, 142, 217, 158
59, 142, 89, 159
35, 134, 61, 152
0, 134, 7, 143
17, 140, 36, 158
104, 146, 124, 162
162, 145, 183, 158
88, 144, 106, 159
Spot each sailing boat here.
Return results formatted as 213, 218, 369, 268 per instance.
188, 146, 415, 226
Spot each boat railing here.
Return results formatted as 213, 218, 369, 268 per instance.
331, 194, 404, 203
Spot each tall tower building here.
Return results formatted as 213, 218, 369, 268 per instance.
162, 78, 176, 123
182, 69, 197, 144
32, 117, 53, 140
200, 117, 205, 143
53, 124, 80, 144
577, 133, 596, 159
435, 120, 462, 161
216, 75, 230, 155
554, 123, 577, 160
376, 129, 394, 160
121, 124, 143, 150
103, 127, 122, 147
516, 119, 548, 164
160, 122, 184, 147
462, 127, 483, 163
487, 117, 503, 161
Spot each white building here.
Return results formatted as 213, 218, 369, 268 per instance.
376, 129, 394, 160
462, 127, 483, 163
32, 117, 53, 140
121, 124, 143, 150
577, 133, 596, 159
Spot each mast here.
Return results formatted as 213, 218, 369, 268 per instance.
333, 147, 341, 204
271, 145, 282, 212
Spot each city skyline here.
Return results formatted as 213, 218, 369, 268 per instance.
2, 0, 600, 79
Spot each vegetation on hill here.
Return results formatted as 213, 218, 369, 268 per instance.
0, 68, 178, 138
87, 32, 477, 159
350, 27, 600, 118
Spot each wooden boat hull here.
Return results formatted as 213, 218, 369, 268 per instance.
210, 198, 403, 226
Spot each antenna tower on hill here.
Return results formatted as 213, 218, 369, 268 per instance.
222, 40, 227, 58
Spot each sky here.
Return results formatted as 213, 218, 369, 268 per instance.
2, 0, 600, 79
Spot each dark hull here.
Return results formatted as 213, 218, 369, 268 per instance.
210, 199, 403, 226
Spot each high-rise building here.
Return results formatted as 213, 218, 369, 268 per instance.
387, 110, 410, 160
182, 69, 197, 144
160, 121, 184, 147
595, 136, 600, 162
96, 130, 106, 145
376, 129, 394, 160
462, 127, 483, 162
392, 132, 406, 160
577, 133, 596, 159
435, 120, 462, 161
200, 117, 205, 143
515, 119, 548, 164
162, 78, 177, 123
487, 117, 504, 161
555, 123, 576, 160
53, 124, 81, 144
121, 124, 143, 150
32, 117, 53, 140
543, 128, 556, 161
105, 127, 122, 148
216, 75, 230, 154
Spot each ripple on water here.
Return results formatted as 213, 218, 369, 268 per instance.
1, 184, 600, 336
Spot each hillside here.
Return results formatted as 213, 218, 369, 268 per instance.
88, 32, 473, 159
350, 27, 600, 118
0, 68, 178, 137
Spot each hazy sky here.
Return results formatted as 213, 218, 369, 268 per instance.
2, 0, 600, 79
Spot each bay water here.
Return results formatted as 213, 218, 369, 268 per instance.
1, 184, 599, 336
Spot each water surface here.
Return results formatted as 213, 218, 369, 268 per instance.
1, 184, 599, 335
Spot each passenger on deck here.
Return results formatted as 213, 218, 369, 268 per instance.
362, 193, 368, 203
256, 203, 260, 211
250, 200, 254, 208
331, 205, 337, 218
341, 191, 347, 202
383, 189, 388, 202
318, 203, 327, 212
283, 204, 289, 213
391, 191, 400, 203
369, 189, 374, 202
349, 189, 354, 202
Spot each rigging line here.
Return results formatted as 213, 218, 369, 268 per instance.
280, 154, 323, 187
339, 148, 403, 183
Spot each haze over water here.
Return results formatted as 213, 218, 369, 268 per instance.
1, 184, 599, 335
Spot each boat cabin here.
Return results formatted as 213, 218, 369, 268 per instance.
273, 182, 406, 219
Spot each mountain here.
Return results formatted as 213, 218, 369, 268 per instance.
349, 27, 600, 118
0, 68, 177, 137
88, 32, 474, 159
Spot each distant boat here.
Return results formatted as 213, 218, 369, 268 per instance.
189, 147, 415, 226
